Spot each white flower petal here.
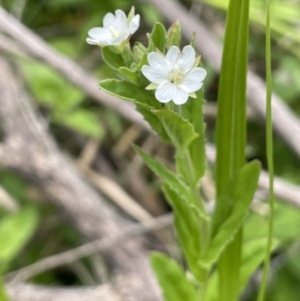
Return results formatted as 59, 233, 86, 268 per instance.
111, 32, 130, 45
129, 14, 140, 34
86, 38, 99, 45
189, 67, 207, 82
142, 66, 169, 84
87, 9, 139, 47
172, 87, 189, 105
148, 52, 172, 72
115, 9, 128, 30
87, 28, 112, 45
166, 46, 180, 64
180, 67, 207, 93
180, 82, 203, 94
155, 82, 176, 103
103, 13, 115, 28
178, 45, 196, 73
88, 28, 110, 39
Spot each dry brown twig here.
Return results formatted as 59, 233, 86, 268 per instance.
0, 57, 162, 300
5, 214, 172, 283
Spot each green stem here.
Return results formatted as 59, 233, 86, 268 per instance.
183, 150, 211, 300
257, 2, 274, 300
186, 160, 209, 257
219, 229, 243, 301
121, 43, 133, 67
215, 0, 249, 299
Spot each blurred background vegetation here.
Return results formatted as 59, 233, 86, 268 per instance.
0, 0, 300, 300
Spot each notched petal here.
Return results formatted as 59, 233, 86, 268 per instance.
172, 87, 189, 105
178, 45, 196, 73
155, 82, 175, 103
129, 15, 140, 34
103, 13, 115, 28
148, 52, 172, 71
142, 65, 169, 84
166, 46, 180, 64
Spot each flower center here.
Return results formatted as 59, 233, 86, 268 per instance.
108, 26, 120, 38
170, 67, 183, 85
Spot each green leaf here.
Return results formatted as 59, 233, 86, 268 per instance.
204, 237, 278, 301
0, 208, 38, 273
240, 237, 278, 291
162, 184, 204, 281
135, 103, 170, 143
133, 43, 147, 66
190, 32, 196, 48
138, 53, 149, 71
149, 22, 167, 52
146, 33, 155, 52
203, 161, 260, 266
99, 79, 160, 108
118, 67, 139, 84
101, 46, 124, 70
133, 145, 191, 200
127, 6, 136, 22
154, 110, 198, 151
166, 20, 181, 48
214, 0, 250, 298
215, 0, 250, 191
20, 60, 83, 111
257, 1, 274, 300
54, 109, 103, 138
120, 46, 133, 67
151, 252, 197, 301
178, 89, 206, 186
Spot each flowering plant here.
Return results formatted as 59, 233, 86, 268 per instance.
142, 46, 206, 104
87, 7, 140, 47
86, 5, 274, 301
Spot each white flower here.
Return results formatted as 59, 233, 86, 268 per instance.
86, 9, 140, 46
142, 46, 207, 105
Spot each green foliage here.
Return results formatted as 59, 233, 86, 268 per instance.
257, 1, 274, 299
133, 145, 191, 201
166, 20, 181, 49
0, 208, 38, 274
265, 254, 300, 301
135, 103, 171, 143
54, 110, 103, 138
179, 89, 206, 186
101, 47, 124, 70
162, 184, 204, 281
154, 110, 198, 151
151, 252, 197, 301
214, 0, 250, 299
204, 237, 278, 301
148, 23, 166, 52
203, 161, 260, 266
273, 56, 300, 104
99, 79, 160, 108
20, 59, 102, 138
8, 1, 298, 299
240, 237, 277, 291
20, 60, 82, 109
118, 67, 139, 84
201, 0, 300, 57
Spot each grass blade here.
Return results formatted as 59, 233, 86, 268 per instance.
257, 1, 274, 300
214, 0, 250, 300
